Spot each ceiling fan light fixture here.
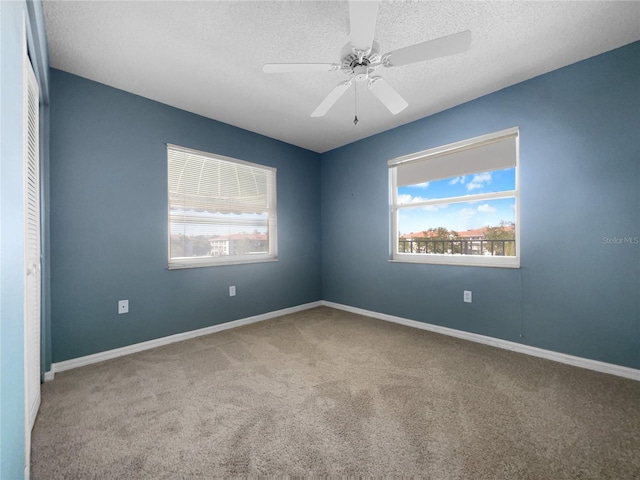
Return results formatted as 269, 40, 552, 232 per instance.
353, 64, 370, 82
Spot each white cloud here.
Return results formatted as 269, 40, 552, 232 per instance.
477, 203, 497, 214
398, 194, 449, 213
449, 176, 465, 185
459, 207, 477, 217
398, 194, 430, 204
413, 182, 429, 189
466, 172, 492, 191
423, 204, 442, 212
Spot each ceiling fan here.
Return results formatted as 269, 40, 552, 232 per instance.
263, 1, 471, 121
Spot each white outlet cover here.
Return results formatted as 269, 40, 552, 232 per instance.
464, 291, 472, 303
229, 286, 236, 297
118, 299, 129, 314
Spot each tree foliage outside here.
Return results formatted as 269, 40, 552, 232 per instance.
171, 235, 212, 258
484, 220, 516, 256
229, 237, 268, 255
399, 221, 515, 256
399, 227, 460, 254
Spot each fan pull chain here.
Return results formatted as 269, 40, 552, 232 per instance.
354, 81, 359, 126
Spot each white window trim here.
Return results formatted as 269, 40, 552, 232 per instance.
389, 127, 520, 268
168, 255, 278, 270
167, 144, 278, 269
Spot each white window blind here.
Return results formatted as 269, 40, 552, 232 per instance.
389, 129, 517, 186
167, 144, 277, 268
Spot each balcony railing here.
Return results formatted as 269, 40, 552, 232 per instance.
399, 238, 516, 256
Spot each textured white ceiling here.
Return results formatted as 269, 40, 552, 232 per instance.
43, 1, 640, 153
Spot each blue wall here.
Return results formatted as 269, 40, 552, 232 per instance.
321, 42, 640, 369
49, 42, 639, 371
49, 70, 322, 363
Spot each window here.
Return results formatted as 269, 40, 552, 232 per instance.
389, 127, 519, 268
167, 144, 277, 268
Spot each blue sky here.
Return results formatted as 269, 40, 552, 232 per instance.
397, 168, 516, 234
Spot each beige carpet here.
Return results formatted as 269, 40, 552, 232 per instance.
32, 307, 640, 478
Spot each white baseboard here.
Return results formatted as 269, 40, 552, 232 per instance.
50, 301, 322, 375
321, 301, 640, 382
48, 299, 639, 382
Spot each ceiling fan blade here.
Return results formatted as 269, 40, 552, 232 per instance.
349, 1, 379, 52
384, 30, 472, 67
368, 76, 408, 115
263, 63, 340, 73
311, 81, 352, 117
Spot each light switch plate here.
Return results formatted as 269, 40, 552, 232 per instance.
464, 291, 472, 303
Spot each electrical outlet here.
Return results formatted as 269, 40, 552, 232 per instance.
118, 299, 129, 314
464, 291, 472, 303
229, 286, 236, 297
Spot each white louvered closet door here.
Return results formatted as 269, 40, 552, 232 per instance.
24, 49, 41, 433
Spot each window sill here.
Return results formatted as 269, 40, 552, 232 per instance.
168, 257, 278, 270
390, 254, 520, 268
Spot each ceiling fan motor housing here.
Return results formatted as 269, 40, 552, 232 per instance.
341, 41, 381, 81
